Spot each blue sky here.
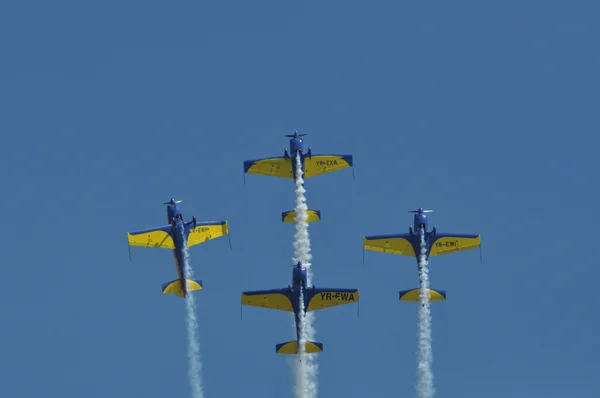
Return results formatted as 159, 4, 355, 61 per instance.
1, 0, 599, 397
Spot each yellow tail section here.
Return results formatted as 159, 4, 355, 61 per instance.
161, 279, 203, 298
275, 340, 323, 354
282, 209, 321, 223
399, 288, 446, 302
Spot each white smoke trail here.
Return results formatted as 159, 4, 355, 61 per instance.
290, 153, 318, 398
416, 228, 434, 398
179, 224, 204, 398
292, 286, 308, 395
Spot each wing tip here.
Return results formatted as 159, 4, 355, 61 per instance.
342, 154, 354, 167
243, 160, 256, 173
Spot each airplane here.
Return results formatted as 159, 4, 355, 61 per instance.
241, 261, 359, 355
126, 198, 231, 299
362, 207, 481, 303
243, 131, 354, 224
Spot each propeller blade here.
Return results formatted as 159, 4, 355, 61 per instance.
284, 133, 307, 137
288, 262, 311, 267
162, 199, 183, 205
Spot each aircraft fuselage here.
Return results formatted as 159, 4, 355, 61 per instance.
284, 136, 312, 181
167, 203, 189, 298
288, 264, 314, 341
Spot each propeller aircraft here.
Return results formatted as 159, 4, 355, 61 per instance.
126, 198, 231, 298
363, 207, 481, 303
241, 261, 359, 354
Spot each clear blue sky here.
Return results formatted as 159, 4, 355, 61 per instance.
1, 1, 599, 397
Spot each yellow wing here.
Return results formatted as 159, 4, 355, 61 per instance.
186, 221, 229, 247
306, 289, 359, 312
127, 225, 174, 249
304, 155, 353, 178
241, 289, 294, 312
243, 157, 294, 178
429, 234, 481, 256
363, 234, 416, 257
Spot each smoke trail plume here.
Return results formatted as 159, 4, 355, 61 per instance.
292, 286, 308, 394
416, 229, 434, 398
179, 224, 204, 398
290, 153, 318, 398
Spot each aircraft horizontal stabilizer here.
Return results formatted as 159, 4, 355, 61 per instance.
281, 209, 321, 223
161, 278, 203, 298
275, 340, 323, 354
399, 288, 446, 302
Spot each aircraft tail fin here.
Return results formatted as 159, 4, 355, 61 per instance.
161, 278, 203, 298
282, 209, 321, 223
399, 288, 446, 302
275, 340, 323, 354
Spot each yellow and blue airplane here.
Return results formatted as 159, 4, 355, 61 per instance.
363, 207, 481, 303
127, 198, 230, 299
243, 131, 354, 223
241, 261, 359, 354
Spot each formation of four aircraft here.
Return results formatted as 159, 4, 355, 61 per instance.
126, 132, 482, 355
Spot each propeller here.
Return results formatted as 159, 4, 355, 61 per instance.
162, 198, 183, 205
408, 208, 433, 214
288, 262, 311, 267
284, 131, 307, 138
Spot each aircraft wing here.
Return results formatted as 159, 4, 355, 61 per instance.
127, 225, 174, 249
186, 221, 229, 247
241, 288, 294, 312
429, 233, 481, 256
306, 288, 359, 311
363, 234, 416, 257
304, 154, 353, 178
243, 156, 294, 178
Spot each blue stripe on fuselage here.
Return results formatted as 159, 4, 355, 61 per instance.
171, 219, 187, 296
